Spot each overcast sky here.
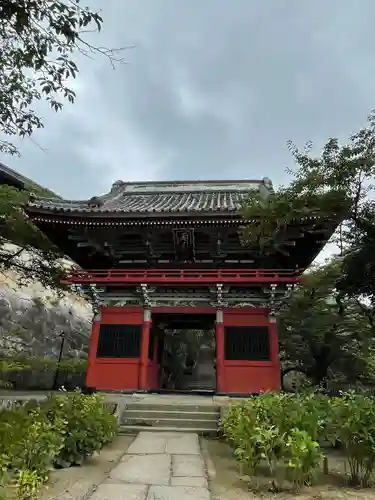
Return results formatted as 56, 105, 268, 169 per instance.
3, 0, 374, 197
4, 0, 375, 263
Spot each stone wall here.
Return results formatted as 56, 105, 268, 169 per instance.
0, 269, 91, 359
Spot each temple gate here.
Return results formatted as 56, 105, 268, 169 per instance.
25, 178, 336, 395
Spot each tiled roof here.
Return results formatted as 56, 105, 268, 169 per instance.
0, 162, 58, 196
27, 178, 273, 216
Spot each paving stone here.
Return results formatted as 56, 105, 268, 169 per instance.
157, 432, 186, 438
90, 483, 148, 500
147, 486, 210, 500
110, 454, 171, 485
172, 455, 205, 478
127, 432, 167, 454
170, 476, 208, 487
165, 434, 200, 455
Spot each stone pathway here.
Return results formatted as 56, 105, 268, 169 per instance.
90, 431, 211, 500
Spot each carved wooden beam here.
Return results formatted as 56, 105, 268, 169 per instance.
265, 283, 297, 320
208, 283, 229, 308
142, 231, 161, 259
69, 227, 116, 262
137, 283, 154, 308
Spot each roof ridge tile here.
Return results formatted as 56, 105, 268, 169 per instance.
26, 180, 272, 216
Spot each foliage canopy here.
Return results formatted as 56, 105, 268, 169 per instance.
0, 0, 125, 155
0, 0, 126, 292
241, 112, 375, 386
241, 112, 375, 266
0, 183, 68, 290
279, 259, 375, 388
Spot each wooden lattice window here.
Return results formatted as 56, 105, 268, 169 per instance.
224, 326, 270, 361
96, 324, 141, 358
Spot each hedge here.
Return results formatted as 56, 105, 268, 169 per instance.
0, 356, 88, 390
0, 391, 117, 500
221, 391, 375, 491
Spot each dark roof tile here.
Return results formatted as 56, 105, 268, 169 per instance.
27, 179, 273, 216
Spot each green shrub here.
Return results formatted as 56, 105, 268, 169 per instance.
15, 469, 46, 500
252, 424, 285, 490
228, 406, 261, 476
41, 391, 118, 467
0, 355, 88, 390
0, 392, 117, 499
221, 393, 328, 490
0, 453, 10, 500
221, 392, 375, 490
284, 429, 323, 488
326, 392, 375, 487
0, 404, 65, 499
12, 408, 66, 473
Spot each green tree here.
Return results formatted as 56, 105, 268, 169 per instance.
0, 184, 68, 289
0, 0, 126, 290
0, 0, 125, 155
338, 212, 375, 316
241, 112, 375, 259
241, 112, 375, 386
279, 259, 375, 388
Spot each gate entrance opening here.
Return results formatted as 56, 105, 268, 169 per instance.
152, 312, 216, 393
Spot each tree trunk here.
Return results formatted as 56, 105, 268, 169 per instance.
311, 356, 330, 389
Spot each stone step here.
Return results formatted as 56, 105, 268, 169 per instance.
121, 409, 219, 422
124, 403, 219, 413
120, 417, 217, 430
182, 384, 216, 391
119, 425, 217, 437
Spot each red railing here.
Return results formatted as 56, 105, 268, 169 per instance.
63, 268, 300, 285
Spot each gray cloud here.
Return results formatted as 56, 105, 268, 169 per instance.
3, 0, 375, 204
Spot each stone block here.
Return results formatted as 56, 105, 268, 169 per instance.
165, 434, 200, 455
147, 486, 210, 500
172, 455, 205, 478
110, 454, 171, 485
170, 476, 208, 487
90, 483, 148, 500
127, 432, 167, 454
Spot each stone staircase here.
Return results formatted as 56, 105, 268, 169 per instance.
119, 401, 220, 437
181, 344, 216, 392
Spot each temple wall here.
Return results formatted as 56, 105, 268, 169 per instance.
220, 308, 280, 394
86, 307, 143, 391
85, 304, 281, 395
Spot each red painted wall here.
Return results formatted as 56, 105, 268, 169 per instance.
86, 305, 280, 394
221, 308, 280, 394
86, 307, 143, 391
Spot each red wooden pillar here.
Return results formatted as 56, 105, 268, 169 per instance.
139, 308, 152, 390
268, 314, 281, 389
215, 309, 225, 393
85, 310, 101, 388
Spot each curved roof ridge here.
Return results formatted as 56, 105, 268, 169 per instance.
26, 177, 273, 216
112, 178, 265, 185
